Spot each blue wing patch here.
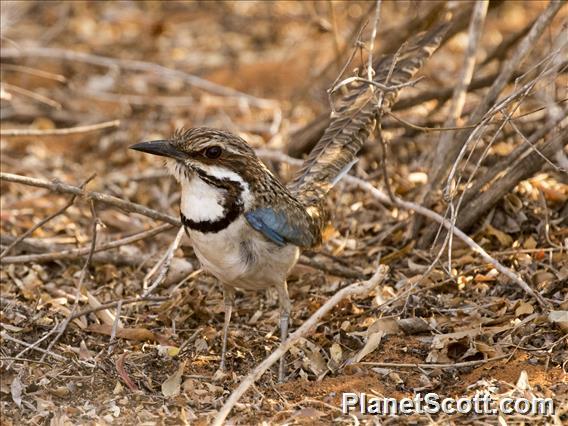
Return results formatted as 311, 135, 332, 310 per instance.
245, 208, 313, 247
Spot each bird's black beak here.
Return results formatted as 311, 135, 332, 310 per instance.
129, 140, 187, 160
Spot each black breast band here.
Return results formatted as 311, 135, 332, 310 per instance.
181, 169, 244, 234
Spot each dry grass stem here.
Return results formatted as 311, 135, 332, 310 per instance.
42, 202, 99, 359
0, 172, 179, 225
0, 174, 96, 259
256, 149, 548, 308
213, 265, 389, 426
360, 354, 510, 369
1, 223, 174, 264
0, 120, 120, 137
142, 226, 185, 297
0, 331, 66, 362
0, 46, 277, 109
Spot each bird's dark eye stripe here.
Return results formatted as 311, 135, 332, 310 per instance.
205, 146, 222, 159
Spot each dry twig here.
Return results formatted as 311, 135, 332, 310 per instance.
421, 59, 567, 248
1, 82, 62, 109
0, 172, 179, 225
455, 131, 566, 232
0, 174, 96, 259
0, 46, 277, 109
348, 177, 548, 308
0, 120, 120, 137
1, 223, 174, 264
360, 354, 509, 369
68, 296, 168, 323
42, 202, 99, 359
366, 0, 382, 82
0, 63, 67, 82
298, 255, 364, 279
0, 331, 66, 362
213, 265, 389, 426
427, 1, 489, 190
256, 149, 548, 308
427, 0, 563, 194
107, 300, 122, 355
142, 226, 185, 297
6, 322, 60, 369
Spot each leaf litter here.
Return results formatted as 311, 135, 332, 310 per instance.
1, 1, 566, 424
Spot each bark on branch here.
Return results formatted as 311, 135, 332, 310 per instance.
0, 172, 180, 226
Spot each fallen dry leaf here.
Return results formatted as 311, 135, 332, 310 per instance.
548, 311, 568, 332
87, 324, 174, 345
350, 330, 384, 364
162, 361, 186, 398
10, 375, 24, 409
485, 224, 513, 246
115, 352, 138, 392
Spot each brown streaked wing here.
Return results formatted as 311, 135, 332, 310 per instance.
288, 21, 450, 206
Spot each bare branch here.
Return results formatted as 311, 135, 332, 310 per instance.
455, 131, 567, 232
0, 46, 277, 109
348, 176, 549, 308
0, 174, 96, 259
429, 0, 488, 176
427, 0, 564, 192
0, 120, 120, 137
212, 265, 389, 426
0, 172, 179, 226
1, 223, 173, 264
255, 149, 548, 308
473, 1, 563, 122
366, 0, 382, 82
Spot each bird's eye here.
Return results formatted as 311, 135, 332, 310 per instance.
204, 146, 222, 159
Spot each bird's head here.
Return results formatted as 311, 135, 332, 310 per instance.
130, 127, 260, 184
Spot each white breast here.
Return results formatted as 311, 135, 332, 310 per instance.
168, 160, 299, 289
189, 217, 300, 289
190, 216, 250, 283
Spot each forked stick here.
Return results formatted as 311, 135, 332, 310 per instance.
256, 149, 547, 308
0, 172, 178, 225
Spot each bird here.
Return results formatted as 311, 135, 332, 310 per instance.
130, 23, 448, 382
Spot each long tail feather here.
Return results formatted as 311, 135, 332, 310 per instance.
289, 22, 450, 206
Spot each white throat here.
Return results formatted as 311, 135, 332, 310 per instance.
166, 160, 252, 224
181, 176, 225, 222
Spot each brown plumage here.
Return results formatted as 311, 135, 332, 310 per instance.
168, 127, 325, 247
289, 22, 450, 208
131, 21, 449, 382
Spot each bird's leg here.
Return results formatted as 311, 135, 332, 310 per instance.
276, 282, 291, 383
220, 285, 235, 371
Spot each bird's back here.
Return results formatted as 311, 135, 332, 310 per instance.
288, 22, 450, 207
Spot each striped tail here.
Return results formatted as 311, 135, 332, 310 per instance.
288, 22, 449, 206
